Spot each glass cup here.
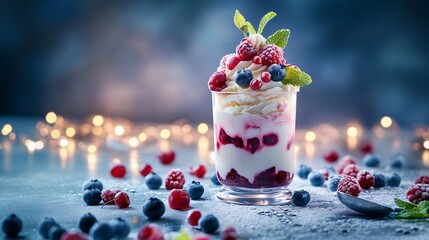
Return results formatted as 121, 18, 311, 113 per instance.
211, 90, 298, 205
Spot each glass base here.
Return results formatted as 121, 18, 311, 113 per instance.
217, 187, 292, 205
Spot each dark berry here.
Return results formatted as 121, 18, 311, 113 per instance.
308, 171, 325, 186
337, 175, 361, 197
323, 150, 339, 162
231, 136, 244, 148
387, 173, 401, 187
78, 213, 97, 234
110, 164, 127, 178
327, 175, 342, 192
373, 173, 387, 188
267, 64, 286, 81
199, 214, 219, 234
114, 192, 130, 209
158, 150, 175, 165
259, 44, 285, 66
186, 209, 202, 226
48, 225, 67, 240
363, 154, 380, 167
38, 217, 57, 238
234, 68, 253, 88
227, 55, 241, 70
246, 137, 260, 154
359, 141, 373, 154
137, 224, 164, 240
140, 164, 153, 177
1, 214, 22, 237
82, 179, 103, 191
168, 189, 190, 210
89, 222, 113, 240
189, 164, 206, 178
221, 227, 238, 240
145, 173, 163, 189
208, 71, 228, 92
211, 172, 222, 186
262, 133, 278, 146
165, 169, 186, 190
219, 128, 232, 144
415, 175, 429, 184
297, 164, 312, 179
389, 154, 404, 168
342, 164, 360, 178
61, 232, 88, 240
109, 218, 130, 239
292, 190, 311, 207
143, 197, 166, 220
101, 189, 121, 204
406, 184, 429, 204
337, 155, 356, 174
83, 188, 102, 206
186, 181, 204, 200
357, 170, 374, 189
236, 39, 257, 61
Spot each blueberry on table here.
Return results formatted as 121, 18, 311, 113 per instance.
308, 171, 325, 186
186, 181, 205, 200
292, 190, 311, 207
48, 225, 67, 240
143, 197, 166, 220
373, 173, 387, 188
145, 173, 163, 190
363, 154, 380, 167
83, 188, 102, 205
387, 173, 401, 187
78, 213, 97, 234
211, 172, 222, 186
89, 222, 114, 240
327, 175, 342, 192
109, 218, 130, 239
199, 214, 220, 234
389, 154, 404, 168
38, 217, 57, 238
297, 164, 312, 179
82, 179, 103, 191
1, 214, 22, 237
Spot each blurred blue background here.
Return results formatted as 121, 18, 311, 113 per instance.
1, 0, 428, 127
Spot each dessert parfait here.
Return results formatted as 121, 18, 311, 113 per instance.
208, 10, 312, 204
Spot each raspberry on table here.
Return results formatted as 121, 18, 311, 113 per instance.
337, 175, 362, 197
259, 44, 285, 66
101, 189, 121, 204
137, 224, 164, 240
406, 184, 429, 204
221, 227, 239, 240
236, 39, 257, 61
168, 189, 190, 210
337, 155, 356, 174
158, 150, 176, 165
415, 175, 429, 184
357, 170, 374, 189
187, 209, 202, 226
165, 169, 186, 190
189, 164, 206, 178
140, 164, 153, 177
114, 192, 130, 209
110, 164, 127, 178
359, 141, 373, 154
342, 164, 360, 178
323, 150, 339, 162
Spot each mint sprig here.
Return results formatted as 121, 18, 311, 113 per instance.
258, 11, 276, 34
282, 71, 312, 87
266, 29, 290, 49
234, 10, 256, 37
394, 198, 429, 219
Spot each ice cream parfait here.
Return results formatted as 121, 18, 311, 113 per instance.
208, 10, 312, 205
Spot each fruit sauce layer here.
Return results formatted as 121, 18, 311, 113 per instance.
217, 167, 293, 189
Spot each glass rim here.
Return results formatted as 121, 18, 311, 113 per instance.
210, 89, 299, 95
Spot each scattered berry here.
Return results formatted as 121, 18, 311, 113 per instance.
143, 197, 166, 220
101, 188, 121, 204
89, 222, 113, 240
236, 39, 257, 61
323, 150, 339, 162
211, 172, 222, 186
342, 164, 360, 178
373, 173, 387, 188
140, 164, 153, 177
308, 171, 325, 186
227, 55, 241, 70
187, 209, 202, 226
406, 184, 429, 204
252, 56, 262, 64
221, 227, 238, 240
82, 179, 103, 191
319, 169, 329, 180
337, 175, 362, 197
145, 173, 163, 189
357, 170, 374, 189
61, 232, 88, 240
359, 141, 373, 154
109, 217, 130, 239
38, 217, 57, 238
165, 169, 186, 190
158, 150, 175, 165
337, 155, 356, 174
249, 79, 263, 90
389, 154, 404, 168
259, 44, 285, 66
297, 164, 312, 179
261, 72, 271, 83
110, 164, 127, 178
83, 188, 102, 206
114, 192, 130, 209
189, 164, 206, 178
1, 214, 22, 237
208, 71, 228, 92
48, 225, 67, 240
138, 224, 164, 240
199, 214, 219, 234
186, 181, 205, 200
78, 213, 97, 234
387, 173, 401, 187
234, 68, 253, 88
363, 154, 380, 167
168, 189, 190, 210
415, 175, 429, 184
327, 175, 342, 192
267, 64, 286, 81
292, 190, 311, 206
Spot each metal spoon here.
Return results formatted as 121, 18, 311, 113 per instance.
337, 191, 394, 217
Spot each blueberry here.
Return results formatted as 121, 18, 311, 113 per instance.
234, 68, 253, 87
38, 217, 57, 238
308, 171, 325, 186
373, 173, 387, 188
145, 173, 163, 189
83, 188, 102, 205
78, 213, 97, 234
1, 214, 22, 237
109, 218, 130, 239
363, 154, 380, 167
143, 197, 166, 220
267, 64, 286, 81
48, 225, 67, 240
327, 174, 342, 192
389, 154, 404, 168
89, 222, 113, 240
199, 214, 219, 234
387, 173, 401, 187
211, 172, 222, 186
292, 190, 311, 207
83, 179, 103, 191
186, 181, 204, 200
297, 164, 312, 179
325, 166, 336, 175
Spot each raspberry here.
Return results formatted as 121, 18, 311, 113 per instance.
219, 128, 232, 145
236, 39, 257, 61
406, 184, 429, 204
189, 164, 206, 178
186, 209, 202, 226
114, 192, 130, 209
101, 188, 121, 204
137, 224, 164, 240
261, 72, 271, 83
415, 175, 429, 184
168, 189, 190, 210
342, 164, 360, 178
158, 150, 175, 165
323, 150, 339, 163
110, 164, 126, 178
140, 164, 152, 177
221, 227, 238, 240
218, 53, 235, 71
208, 71, 227, 92
227, 55, 241, 70
259, 44, 285, 66
356, 170, 374, 189
337, 155, 356, 174
249, 79, 262, 90
359, 141, 373, 154
165, 169, 186, 190
252, 56, 262, 64
337, 175, 361, 197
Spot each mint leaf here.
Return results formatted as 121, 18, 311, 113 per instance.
417, 200, 429, 213
396, 211, 429, 219
234, 10, 246, 31
282, 71, 312, 87
266, 29, 290, 49
240, 22, 256, 35
258, 11, 276, 34
394, 198, 418, 211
